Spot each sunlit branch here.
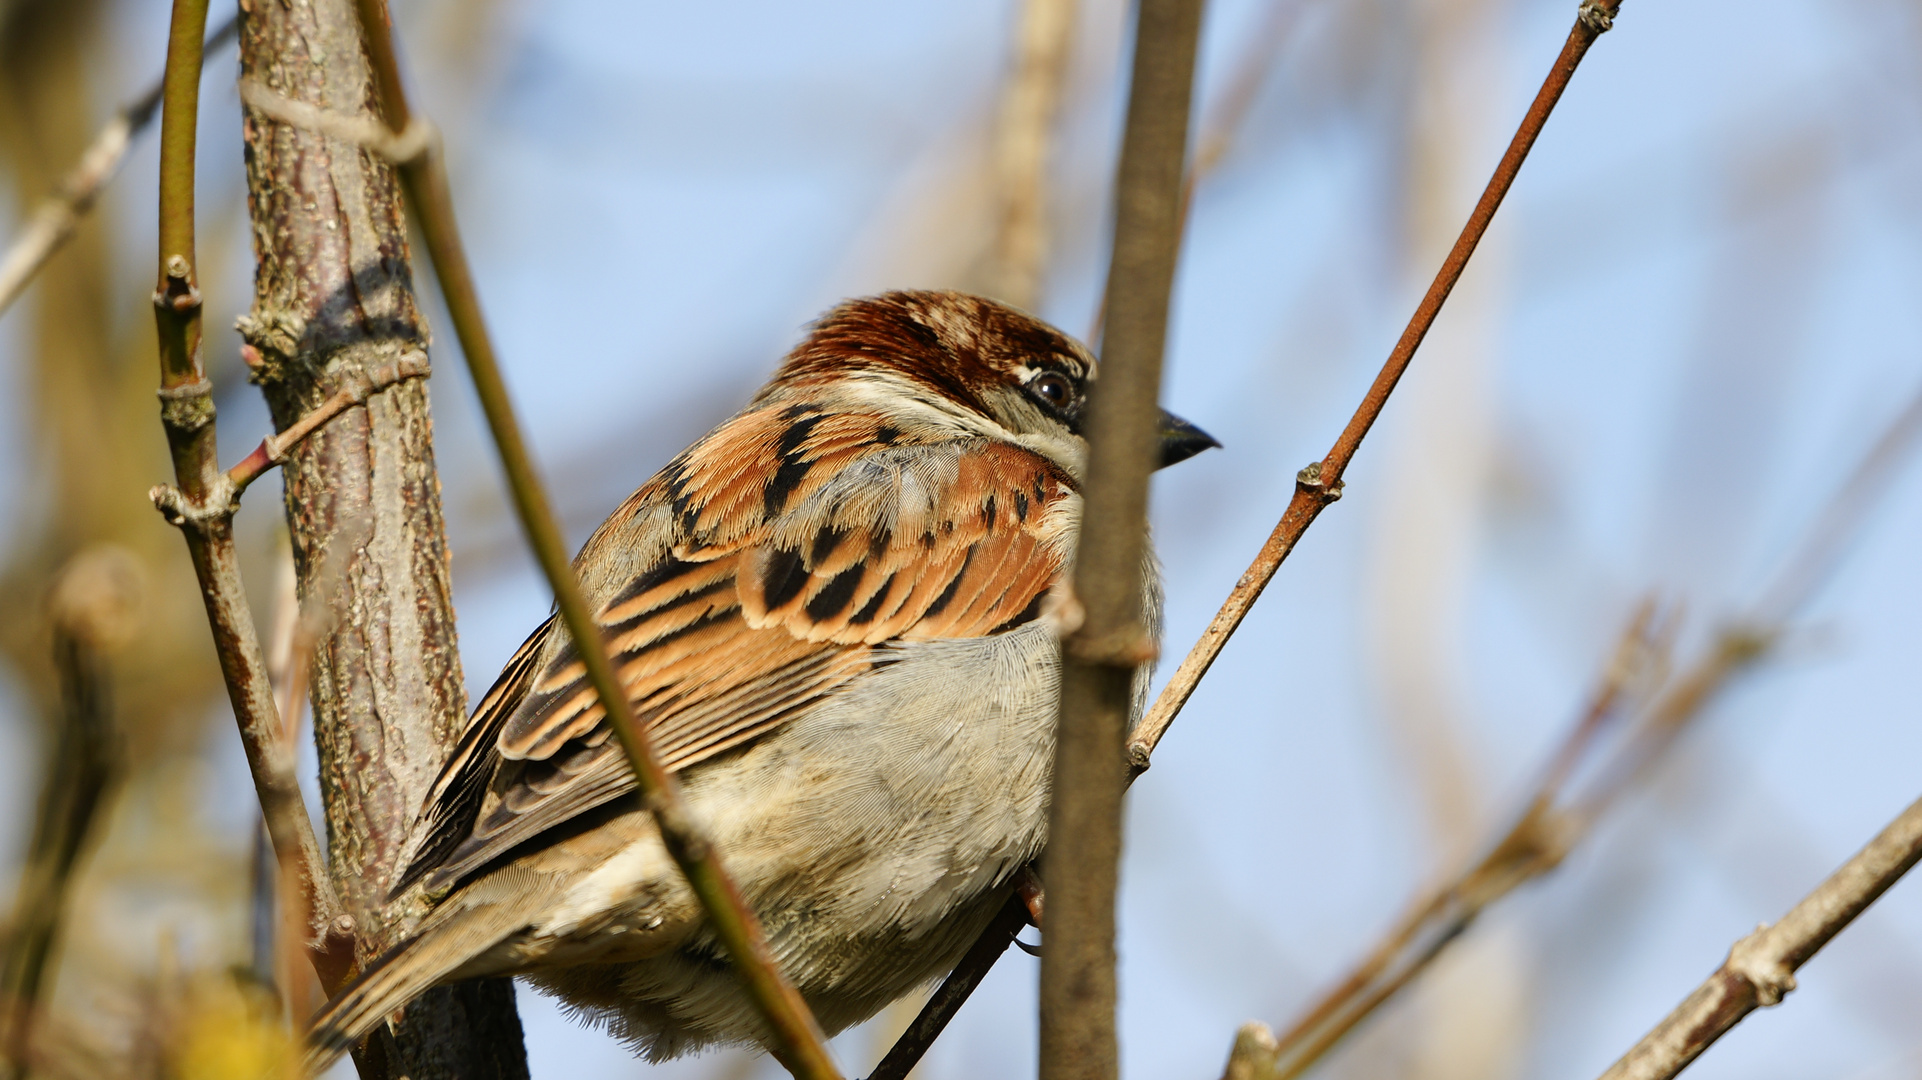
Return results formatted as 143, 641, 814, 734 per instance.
146, 0, 354, 1000
346, 2, 844, 1075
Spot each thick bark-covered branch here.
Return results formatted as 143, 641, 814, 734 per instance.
234, 1, 526, 1075
344, 1, 842, 1076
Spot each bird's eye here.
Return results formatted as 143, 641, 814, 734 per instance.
1030, 372, 1073, 407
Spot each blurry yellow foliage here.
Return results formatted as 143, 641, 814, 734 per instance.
163, 978, 295, 1080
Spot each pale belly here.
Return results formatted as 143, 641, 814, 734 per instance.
520, 622, 1061, 1061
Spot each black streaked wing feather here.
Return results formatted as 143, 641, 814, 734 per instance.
402, 405, 1075, 892
392, 615, 557, 896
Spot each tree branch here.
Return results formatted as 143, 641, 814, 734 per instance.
1127, 0, 1626, 773
234, 0, 528, 1070
0, 15, 235, 321
345, 2, 843, 1075
865, 4, 1626, 1073
1594, 793, 1922, 1080
984, 0, 1079, 311
147, 0, 353, 998
1041, 2, 1203, 1079
1217, 341, 1922, 1080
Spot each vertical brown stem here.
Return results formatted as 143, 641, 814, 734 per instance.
152, 0, 353, 1018
234, 2, 526, 1075
1040, 1, 1203, 1079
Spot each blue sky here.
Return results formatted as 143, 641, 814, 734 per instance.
9, 0, 1922, 1075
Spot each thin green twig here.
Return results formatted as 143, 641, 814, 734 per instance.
148, 0, 353, 1000
345, 2, 842, 1075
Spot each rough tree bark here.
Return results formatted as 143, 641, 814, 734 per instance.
233, 2, 527, 1075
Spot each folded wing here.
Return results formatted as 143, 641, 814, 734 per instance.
397, 404, 1076, 894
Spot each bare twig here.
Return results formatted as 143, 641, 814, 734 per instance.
1042, 1, 1203, 1079
146, 0, 353, 996
1128, 0, 1625, 772
1595, 794, 1922, 1080
0, 15, 236, 320
869, 3, 1626, 1071
224, 347, 430, 493
346, 1, 842, 1075
865, 897, 1028, 1080
984, 0, 1079, 311
1229, 374, 1922, 1080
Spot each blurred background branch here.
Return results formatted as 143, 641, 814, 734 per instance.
0, 550, 134, 1077
1214, 280, 1922, 1080
0, 14, 234, 320
981, 0, 1078, 311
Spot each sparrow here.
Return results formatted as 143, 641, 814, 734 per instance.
305, 289, 1217, 1068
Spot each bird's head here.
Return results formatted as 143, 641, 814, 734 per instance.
769, 290, 1218, 476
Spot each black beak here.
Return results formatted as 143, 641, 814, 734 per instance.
1157, 409, 1220, 470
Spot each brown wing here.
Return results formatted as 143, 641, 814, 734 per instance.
398, 403, 1076, 893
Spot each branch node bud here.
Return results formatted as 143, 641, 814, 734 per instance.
1726, 923, 1796, 1007
1577, 0, 1616, 33
156, 377, 215, 435
1295, 460, 1345, 504
149, 475, 241, 531
1066, 623, 1159, 668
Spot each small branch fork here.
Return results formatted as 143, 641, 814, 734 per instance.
1595, 794, 1922, 1080
225, 348, 430, 492
344, 2, 842, 1076
864, 1, 1627, 1074
1127, 0, 1626, 771
149, 0, 356, 996
0, 16, 237, 320
1226, 601, 1671, 1080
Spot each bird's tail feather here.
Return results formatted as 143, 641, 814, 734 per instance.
303, 866, 551, 1075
